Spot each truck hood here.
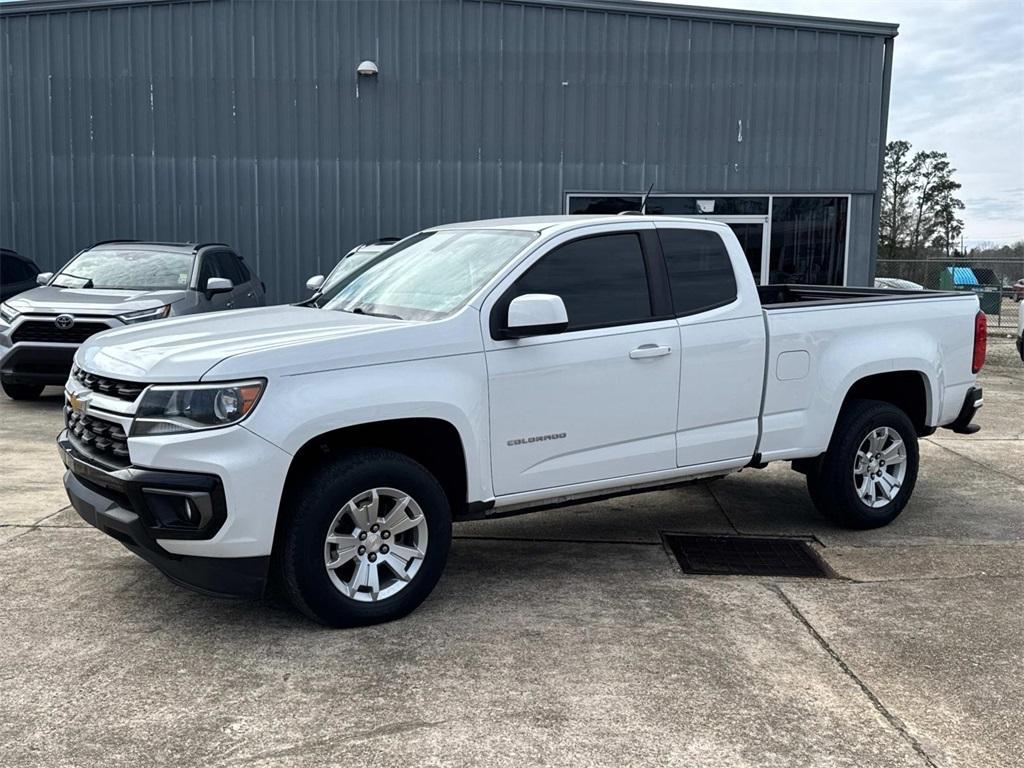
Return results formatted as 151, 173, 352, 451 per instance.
6, 285, 187, 316
77, 305, 481, 382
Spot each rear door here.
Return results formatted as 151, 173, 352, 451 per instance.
655, 224, 766, 468
483, 225, 681, 496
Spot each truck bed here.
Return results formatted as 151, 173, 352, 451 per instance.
758, 284, 962, 309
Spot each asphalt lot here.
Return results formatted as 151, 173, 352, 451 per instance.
1, 338, 1021, 768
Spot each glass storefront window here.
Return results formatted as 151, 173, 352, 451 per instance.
568, 196, 642, 215
565, 193, 848, 287
768, 197, 848, 286
646, 197, 769, 216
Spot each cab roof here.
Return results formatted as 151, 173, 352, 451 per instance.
431, 214, 724, 234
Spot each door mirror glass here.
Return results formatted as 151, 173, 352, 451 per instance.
305, 274, 325, 292
505, 294, 568, 338
205, 277, 233, 295
36, 272, 53, 286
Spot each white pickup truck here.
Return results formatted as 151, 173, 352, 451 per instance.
58, 215, 986, 626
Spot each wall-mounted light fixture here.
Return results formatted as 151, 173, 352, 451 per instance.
356, 60, 379, 76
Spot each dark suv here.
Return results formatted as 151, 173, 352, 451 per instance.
1, 248, 41, 302
0, 241, 265, 400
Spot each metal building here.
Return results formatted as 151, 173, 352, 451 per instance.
0, 0, 896, 302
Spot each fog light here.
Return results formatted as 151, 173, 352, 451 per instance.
142, 488, 214, 530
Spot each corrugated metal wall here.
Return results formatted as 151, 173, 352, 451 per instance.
0, 0, 892, 301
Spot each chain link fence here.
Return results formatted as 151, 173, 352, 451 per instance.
875, 259, 1024, 327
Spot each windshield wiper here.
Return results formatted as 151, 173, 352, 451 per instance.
345, 306, 404, 320
56, 273, 94, 288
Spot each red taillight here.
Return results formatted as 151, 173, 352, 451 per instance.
972, 311, 987, 374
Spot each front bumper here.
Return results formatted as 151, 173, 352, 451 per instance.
60, 433, 271, 598
0, 344, 78, 385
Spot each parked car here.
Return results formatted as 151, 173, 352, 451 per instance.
59, 216, 985, 626
874, 276, 924, 291
1, 248, 41, 302
302, 238, 399, 308
0, 240, 264, 400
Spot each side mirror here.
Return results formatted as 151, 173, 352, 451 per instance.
504, 293, 569, 338
306, 274, 325, 292
205, 277, 233, 295
36, 272, 53, 286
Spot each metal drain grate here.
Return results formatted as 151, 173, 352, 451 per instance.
663, 534, 832, 578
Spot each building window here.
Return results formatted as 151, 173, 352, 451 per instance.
565, 193, 849, 287
769, 197, 848, 286
646, 196, 769, 216
568, 196, 642, 215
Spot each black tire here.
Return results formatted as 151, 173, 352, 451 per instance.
806, 399, 919, 529
2, 380, 44, 400
278, 448, 452, 627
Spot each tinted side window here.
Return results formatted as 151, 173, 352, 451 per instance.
232, 256, 252, 284
3, 254, 32, 282
512, 233, 652, 330
218, 253, 245, 285
197, 253, 225, 288
659, 229, 738, 315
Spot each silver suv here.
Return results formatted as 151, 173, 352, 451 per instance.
0, 240, 265, 400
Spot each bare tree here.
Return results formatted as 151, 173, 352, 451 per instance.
880, 140, 914, 258
908, 151, 962, 258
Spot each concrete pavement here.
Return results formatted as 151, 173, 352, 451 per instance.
0, 338, 1021, 767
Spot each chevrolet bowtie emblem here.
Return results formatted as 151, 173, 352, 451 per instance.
68, 392, 88, 413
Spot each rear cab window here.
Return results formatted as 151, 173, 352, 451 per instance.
658, 228, 738, 316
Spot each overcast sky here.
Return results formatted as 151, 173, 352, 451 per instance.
667, 0, 1024, 245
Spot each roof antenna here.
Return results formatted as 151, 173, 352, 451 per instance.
640, 182, 655, 215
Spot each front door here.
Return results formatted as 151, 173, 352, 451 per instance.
484, 227, 681, 497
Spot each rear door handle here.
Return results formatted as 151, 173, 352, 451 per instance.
629, 344, 672, 359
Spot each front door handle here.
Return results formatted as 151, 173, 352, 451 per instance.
225, 301, 234, 308
629, 344, 672, 359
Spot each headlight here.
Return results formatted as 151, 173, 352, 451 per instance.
132, 380, 265, 436
0, 302, 20, 324
119, 305, 172, 324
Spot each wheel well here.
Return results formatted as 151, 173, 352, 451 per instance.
842, 371, 930, 434
273, 418, 468, 554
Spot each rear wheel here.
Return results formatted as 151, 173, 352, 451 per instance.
279, 449, 452, 627
2, 379, 44, 400
807, 399, 919, 529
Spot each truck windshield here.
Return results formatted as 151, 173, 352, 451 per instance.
51, 249, 194, 290
324, 229, 537, 320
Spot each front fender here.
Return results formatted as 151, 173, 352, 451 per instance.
241, 353, 493, 502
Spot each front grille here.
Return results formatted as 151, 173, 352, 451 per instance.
65, 406, 130, 466
12, 320, 107, 344
72, 365, 145, 401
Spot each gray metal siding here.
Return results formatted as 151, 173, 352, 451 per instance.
0, 0, 891, 301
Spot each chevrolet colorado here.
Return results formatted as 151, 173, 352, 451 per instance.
58, 216, 986, 626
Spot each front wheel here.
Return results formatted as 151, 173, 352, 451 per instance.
2, 379, 44, 400
278, 449, 452, 627
807, 399, 919, 529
